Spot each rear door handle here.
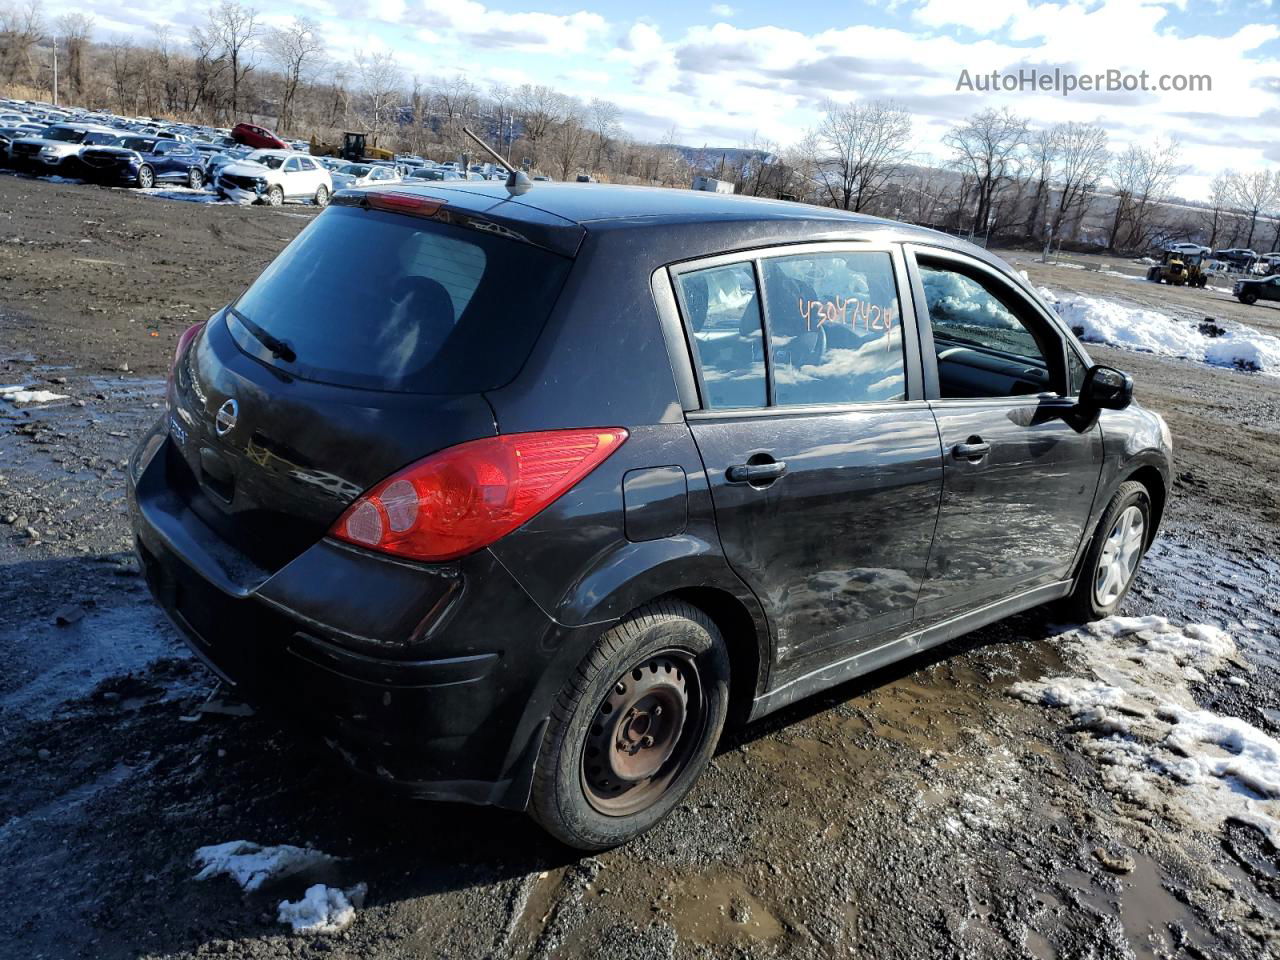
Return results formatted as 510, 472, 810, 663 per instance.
726, 461, 788, 484
952, 440, 990, 461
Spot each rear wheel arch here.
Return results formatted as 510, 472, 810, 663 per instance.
652, 586, 764, 727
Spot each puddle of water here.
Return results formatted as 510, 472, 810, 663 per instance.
0, 601, 185, 719
1117, 852, 1206, 959
657, 872, 783, 946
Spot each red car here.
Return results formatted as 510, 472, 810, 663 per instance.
231, 122, 287, 150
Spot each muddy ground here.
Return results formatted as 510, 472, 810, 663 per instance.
2, 171, 1279, 960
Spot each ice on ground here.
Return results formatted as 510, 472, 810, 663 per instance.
1, 384, 69, 404
1042, 290, 1280, 375
1011, 617, 1280, 844
193, 841, 340, 892
278, 882, 368, 935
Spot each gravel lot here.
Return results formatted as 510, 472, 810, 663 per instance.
2, 172, 1278, 960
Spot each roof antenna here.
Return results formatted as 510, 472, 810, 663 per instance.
462, 126, 531, 197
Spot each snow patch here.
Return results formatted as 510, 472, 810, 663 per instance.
277, 882, 367, 935
1045, 291, 1280, 375
1, 384, 69, 404
1011, 617, 1280, 844
193, 841, 340, 892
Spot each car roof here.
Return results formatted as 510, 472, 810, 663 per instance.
415, 182, 870, 227
336, 181, 1010, 271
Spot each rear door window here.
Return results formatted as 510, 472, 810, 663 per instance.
760, 251, 905, 405
676, 262, 767, 409
228, 205, 571, 393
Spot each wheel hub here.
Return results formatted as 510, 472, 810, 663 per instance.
582, 654, 696, 815
1094, 505, 1145, 607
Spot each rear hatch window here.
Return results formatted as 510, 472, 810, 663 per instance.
227, 204, 572, 393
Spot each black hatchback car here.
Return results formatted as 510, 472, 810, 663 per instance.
128, 184, 1172, 849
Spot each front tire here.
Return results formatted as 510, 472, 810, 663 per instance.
264, 185, 283, 206
1061, 480, 1151, 622
530, 600, 730, 850
187, 167, 203, 189
1240, 292, 1258, 305
136, 165, 155, 189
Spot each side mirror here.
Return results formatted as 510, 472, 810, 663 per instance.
1080, 364, 1133, 410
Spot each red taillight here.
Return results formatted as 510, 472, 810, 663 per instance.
364, 192, 445, 217
169, 321, 205, 384
330, 428, 628, 562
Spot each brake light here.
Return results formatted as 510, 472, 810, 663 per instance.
168, 321, 205, 385
331, 428, 628, 562
364, 192, 445, 217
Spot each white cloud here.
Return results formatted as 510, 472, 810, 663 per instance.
709, 3, 737, 16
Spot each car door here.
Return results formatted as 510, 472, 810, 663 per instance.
904, 244, 1104, 623
670, 242, 943, 685
295, 156, 323, 194
281, 155, 302, 195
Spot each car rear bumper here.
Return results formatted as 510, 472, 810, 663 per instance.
126, 424, 580, 809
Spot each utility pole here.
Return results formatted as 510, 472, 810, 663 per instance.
52, 34, 59, 106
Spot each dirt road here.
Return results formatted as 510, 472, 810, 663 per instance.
2, 173, 1279, 959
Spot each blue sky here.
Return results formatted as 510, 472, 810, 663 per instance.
54, 0, 1280, 199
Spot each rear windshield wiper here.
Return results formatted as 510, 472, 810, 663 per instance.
228, 307, 297, 363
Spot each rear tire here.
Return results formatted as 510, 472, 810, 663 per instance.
136, 165, 154, 189
313, 184, 330, 207
530, 600, 730, 850
1060, 480, 1151, 623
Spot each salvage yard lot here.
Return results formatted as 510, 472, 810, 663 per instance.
2, 172, 1280, 960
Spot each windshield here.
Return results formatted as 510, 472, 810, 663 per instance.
122, 137, 157, 152
339, 164, 371, 176
228, 206, 572, 393
44, 127, 88, 143
248, 153, 286, 169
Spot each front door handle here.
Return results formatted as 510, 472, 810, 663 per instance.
952, 439, 991, 462
726, 461, 788, 484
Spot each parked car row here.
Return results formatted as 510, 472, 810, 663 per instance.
1, 97, 539, 208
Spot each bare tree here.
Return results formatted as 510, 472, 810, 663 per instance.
54, 13, 92, 100
263, 16, 322, 133
586, 97, 620, 172
810, 99, 912, 212
1047, 121, 1109, 248
1226, 169, 1279, 250
0, 0, 45, 85
1106, 139, 1182, 252
943, 107, 1027, 234
354, 50, 402, 146
205, 1, 257, 119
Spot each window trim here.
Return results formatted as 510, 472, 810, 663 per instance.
904, 243, 1075, 403
661, 239, 923, 415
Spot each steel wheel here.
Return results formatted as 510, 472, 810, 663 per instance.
1094, 504, 1145, 607
581, 650, 701, 817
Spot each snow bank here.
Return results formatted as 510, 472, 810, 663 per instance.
192, 841, 340, 892
1011, 617, 1280, 844
1044, 291, 1280, 375
277, 882, 367, 935
1, 384, 69, 404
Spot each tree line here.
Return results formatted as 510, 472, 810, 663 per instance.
2, 0, 1277, 254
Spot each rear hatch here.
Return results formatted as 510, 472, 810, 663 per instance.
163, 194, 581, 579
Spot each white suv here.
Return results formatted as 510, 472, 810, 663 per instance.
216, 149, 332, 206
9, 122, 120, 171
